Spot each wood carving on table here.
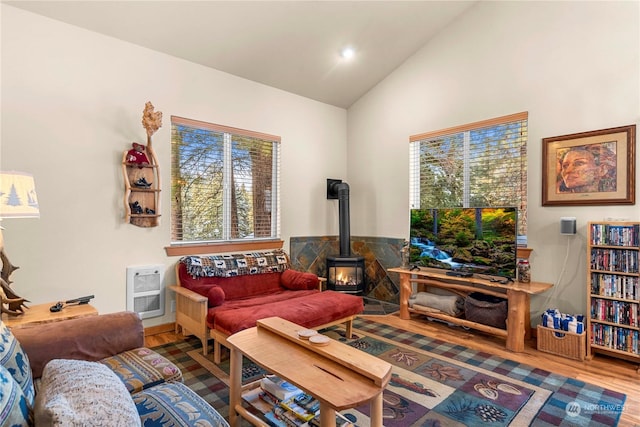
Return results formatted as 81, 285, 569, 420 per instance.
122, 102, 162, 227
0, 247, 28, 316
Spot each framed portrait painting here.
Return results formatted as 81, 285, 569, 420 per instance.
542, 124, 635, 206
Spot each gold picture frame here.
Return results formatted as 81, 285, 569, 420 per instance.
542, 124, 635, 206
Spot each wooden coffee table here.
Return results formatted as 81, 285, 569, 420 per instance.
226, 317, 392, 427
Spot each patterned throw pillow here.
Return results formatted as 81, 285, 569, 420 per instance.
0, 320, 35, 406
0, 364, 31, 426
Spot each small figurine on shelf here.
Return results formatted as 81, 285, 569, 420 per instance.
133, 177, 152, 188
126, 142, 150, 167
401, 240, 410, 268
129, 201, 143, 214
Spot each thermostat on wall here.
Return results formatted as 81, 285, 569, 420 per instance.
560, 217, 577, 235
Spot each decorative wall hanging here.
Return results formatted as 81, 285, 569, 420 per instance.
122, 102, 162, 227
542, 124, 635, 206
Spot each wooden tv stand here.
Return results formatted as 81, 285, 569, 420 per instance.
389, 267, 553, 353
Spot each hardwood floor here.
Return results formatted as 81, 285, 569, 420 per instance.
145, 313, 640, 427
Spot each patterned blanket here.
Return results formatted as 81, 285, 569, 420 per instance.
180, 249, 290, 278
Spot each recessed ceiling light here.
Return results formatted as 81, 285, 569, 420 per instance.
340, 47, 355, 59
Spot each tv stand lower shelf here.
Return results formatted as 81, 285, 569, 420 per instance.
409, 305, 508, 338
389, 267, 553, 353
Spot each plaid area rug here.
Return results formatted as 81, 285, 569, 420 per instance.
152, 317, 626, 427
150, 337, 236, 419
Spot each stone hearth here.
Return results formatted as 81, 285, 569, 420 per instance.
289, 236, 403, 304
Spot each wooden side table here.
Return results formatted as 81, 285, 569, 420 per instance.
1, 302, 98, 329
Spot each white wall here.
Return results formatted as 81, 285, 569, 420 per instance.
347, 1, 640, 318
2, 2, 638, 327
0, 5, 347, 326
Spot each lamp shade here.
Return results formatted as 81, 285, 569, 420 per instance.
0, 171, 40, 218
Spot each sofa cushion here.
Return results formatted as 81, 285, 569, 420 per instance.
0, 364, 31, 426
180, 263, 285, 300
207, 286, 226, 307
34, 359, 141, 426
100, 347, 182, 394
0, 320, 35, 406
281, 269, 319, 290
207, 290, 320, 327
212, 290, 364, 336
133, 381, 229, 427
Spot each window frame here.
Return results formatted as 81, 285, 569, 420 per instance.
409, 111, 528, 241
166, 116, 282, 255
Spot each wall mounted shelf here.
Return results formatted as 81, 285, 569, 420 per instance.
122, 146, 161, 228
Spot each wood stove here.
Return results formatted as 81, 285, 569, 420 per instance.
326, 255, 364, 294
326, 179, 365, 295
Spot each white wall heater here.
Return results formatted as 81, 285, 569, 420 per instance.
126, 264, 164, 319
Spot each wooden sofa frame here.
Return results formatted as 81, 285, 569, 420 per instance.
169, 264, 354, 364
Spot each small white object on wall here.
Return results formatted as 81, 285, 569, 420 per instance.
126, 265, 164, 319
560, 217, 577, 235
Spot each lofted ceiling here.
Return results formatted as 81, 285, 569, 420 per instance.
4, 1, 476, 108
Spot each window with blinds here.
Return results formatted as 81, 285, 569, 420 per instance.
409, 112, 528, 238
170, 116, 280, 244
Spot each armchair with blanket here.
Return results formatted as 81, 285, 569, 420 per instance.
1, 311, 228, 426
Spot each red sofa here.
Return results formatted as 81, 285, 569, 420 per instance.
171, 251, 364, 364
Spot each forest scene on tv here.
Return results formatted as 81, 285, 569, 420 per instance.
409, 207, 517, 278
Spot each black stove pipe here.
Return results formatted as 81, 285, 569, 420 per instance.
336, 182, 351, 257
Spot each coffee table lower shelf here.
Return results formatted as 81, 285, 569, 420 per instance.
240, 383, 355, 427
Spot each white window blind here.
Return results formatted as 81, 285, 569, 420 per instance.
409, 112, 528, 237
171, 116, 280, 244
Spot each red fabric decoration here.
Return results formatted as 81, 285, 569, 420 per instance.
207, 286, 226, 307
126, 142, 150, 165
280, 269, 318, 290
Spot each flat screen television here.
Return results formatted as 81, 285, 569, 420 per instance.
409, 207, 517, 279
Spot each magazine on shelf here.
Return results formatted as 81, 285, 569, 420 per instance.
280, 396, 318, 422
254, 377, 356, 427
260, 375, 303, 401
